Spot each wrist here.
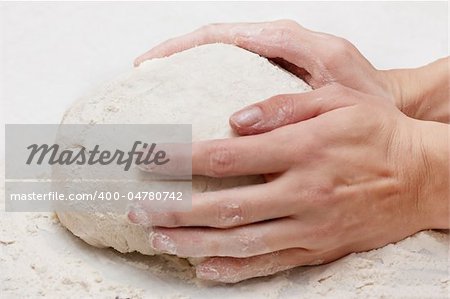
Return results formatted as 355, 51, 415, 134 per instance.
382, 68, 417, 117
415, 120, 449, 229
383, 57, 450, 122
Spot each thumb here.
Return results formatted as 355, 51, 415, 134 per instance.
229, 84, 358, 135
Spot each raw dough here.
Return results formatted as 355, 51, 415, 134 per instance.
56, 43, 311, 256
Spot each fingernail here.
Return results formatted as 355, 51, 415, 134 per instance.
230, 106, 262, 127
149, 232, 177, 254
196, 265, 220, 280
127, 205, 149, 224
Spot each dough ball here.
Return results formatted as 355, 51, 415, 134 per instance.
56, 43, 311, 255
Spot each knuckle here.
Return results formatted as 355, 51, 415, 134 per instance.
234, 232, 260, 257
321, 36, 353, 66
216, 200, 246, 228
273, 19, 300, 29
206, 142, 236, 177
272, 94, 296, 122
332, 37, 353, 54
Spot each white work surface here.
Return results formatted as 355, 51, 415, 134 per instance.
0, 2, 449, 299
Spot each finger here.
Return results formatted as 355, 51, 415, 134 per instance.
195, 248, 321, 283
129, 178, 297, 228
230, 84, 360, 135
148, 218, 302, 258
134, 20, 317, 73
137, 133, 292, 178
137, 142, 192, 177
134, 22, 241, 66
190, 134, 292, 177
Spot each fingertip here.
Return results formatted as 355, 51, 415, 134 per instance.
127, 210, 140, 224
134, 54, 148, 67
134, 50, 157, 67
228, 115, 266, 136
228, 118, 252, 136
134, 45, 176, 67
231, 106, 263, 127
228, 117, 245, 135
126, 205, 149, 224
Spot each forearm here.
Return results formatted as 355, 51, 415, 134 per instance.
417, 120, 449, 229
385, 57, 449, 123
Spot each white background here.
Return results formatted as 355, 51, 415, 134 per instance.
0, 1, 448, 152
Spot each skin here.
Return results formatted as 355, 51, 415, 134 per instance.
386, 57, 450, 123
130, 21, 450, 283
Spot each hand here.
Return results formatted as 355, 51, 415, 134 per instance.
135, 20, 450, 123
134, 20, 396, 105
128, 84, 449, 283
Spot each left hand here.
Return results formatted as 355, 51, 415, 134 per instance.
128, 84, 440, 283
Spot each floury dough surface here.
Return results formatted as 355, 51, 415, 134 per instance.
57, 44, 311, 256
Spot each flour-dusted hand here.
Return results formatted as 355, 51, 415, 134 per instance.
128, 84, 449, 283
135, 20, 395, 103
228, 59, 450, 136
135, 21, 450, 123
